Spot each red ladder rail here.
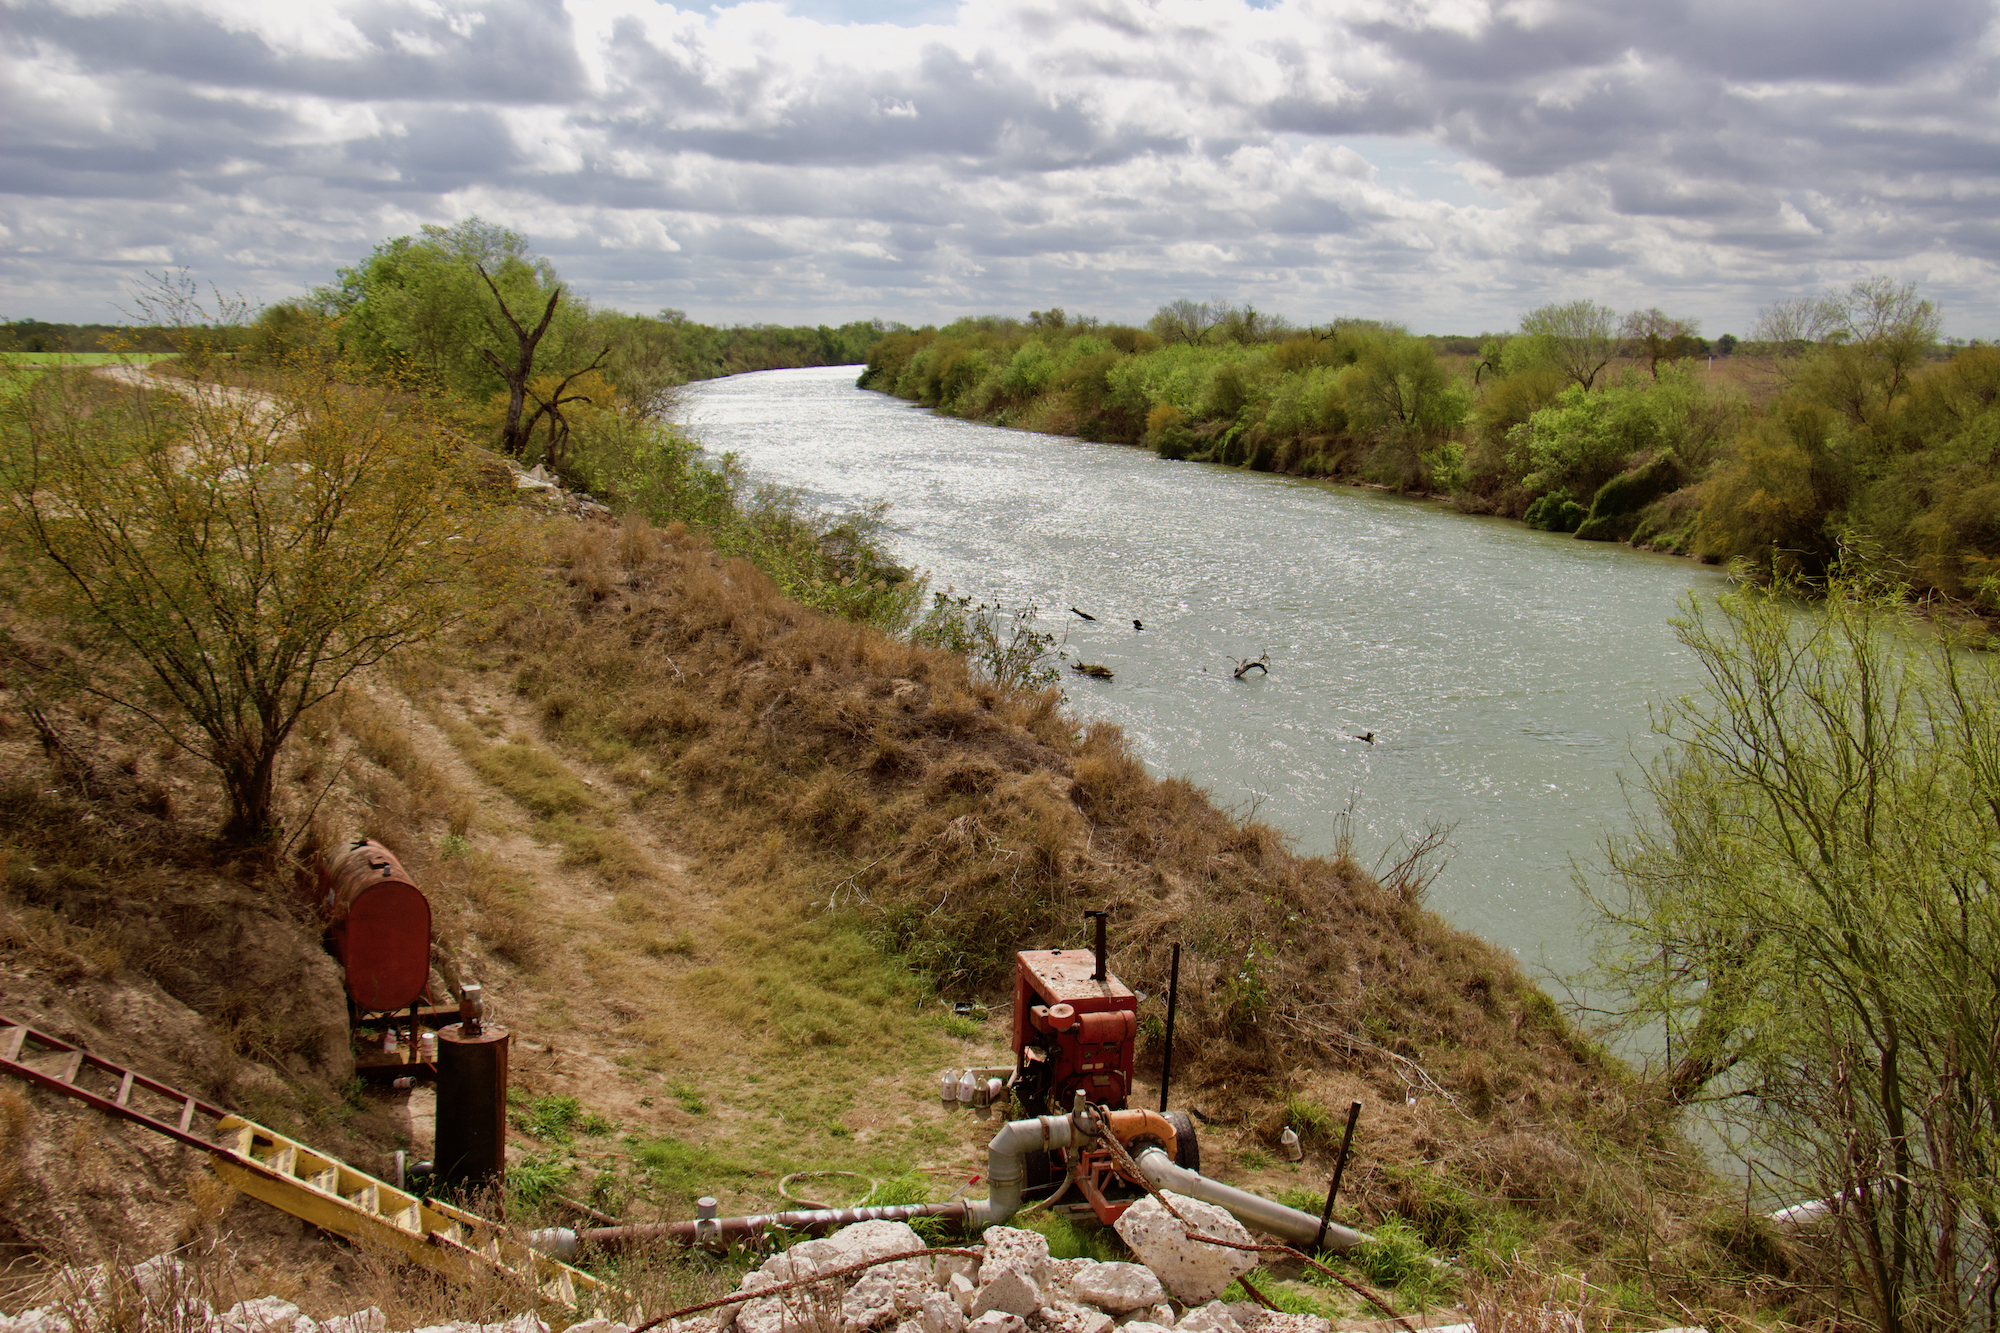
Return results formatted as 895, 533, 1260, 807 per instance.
0, 1014, 230, 1153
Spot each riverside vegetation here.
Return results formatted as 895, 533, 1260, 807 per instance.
859, 288, 2000, 617
0, 231, 1993, 1332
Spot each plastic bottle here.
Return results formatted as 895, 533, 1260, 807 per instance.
1280, 1126, 1303, 1160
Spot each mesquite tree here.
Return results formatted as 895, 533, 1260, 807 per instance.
0, 318, 525, 845
1590, 577, 2000, 1333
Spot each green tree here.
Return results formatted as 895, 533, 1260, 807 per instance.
1346, 335, 1470, 489
1149, 299, 1227, 347
324, 218, 599, 455
1590, 577, 2000, 1333
1621, 307, 1704, 378
1513, 300, 1620, 390
0, 304, 525, 845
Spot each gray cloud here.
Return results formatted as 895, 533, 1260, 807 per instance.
1, 0, 1998, 335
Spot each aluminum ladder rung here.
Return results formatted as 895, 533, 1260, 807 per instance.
114, 1072, 134, 1107
0, 1027, 24, 1063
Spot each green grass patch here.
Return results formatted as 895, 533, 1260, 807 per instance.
0, 351, 179, 367
508, 1151, 577, 1206
457, 733, 599, 817
1002, 1211, 1127, 1262
511, 1091, 614, 1143
1222, 1272, 1336, 1317
631, 1134, 755, 1203
1314, 1217, 1460, 1311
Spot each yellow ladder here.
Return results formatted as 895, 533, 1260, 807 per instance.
212, 1117, 631, 1318
0, 1013, 628, 1319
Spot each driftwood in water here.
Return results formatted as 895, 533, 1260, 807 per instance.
1232, 653, 1271, 679
1071, 661, 1114, 680
1070, 607, 1096, 621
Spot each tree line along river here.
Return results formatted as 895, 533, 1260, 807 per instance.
680, 366, 1729, 983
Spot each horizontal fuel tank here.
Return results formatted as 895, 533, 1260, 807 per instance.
321, 837, 431, 1014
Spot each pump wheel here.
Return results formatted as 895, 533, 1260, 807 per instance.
1165, 1110, 1201, 1174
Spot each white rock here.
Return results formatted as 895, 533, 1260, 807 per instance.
1246, 1315, 1329, 1333
977, 1228, 1051, 1288
948, 1273, 978, 1314
964, 1314, 1025, 1333
1146, 1307, 1177, 1328
735, 1300, 786, 1333
1, 1311, 77, 1333
936, 1253, 982, 1291
921, 1290, 967, 1333
844, 1272, 902, 1331
219, 1296, 315, 1331
564, 1321, 635, 1333
321, 1311, 389, 1333
1041, 1257, 1095, 1302
1039, 1301, 1116, 1333
774, 1221, 931, 1283
1175, 1302, 1241, 1333
1115, 1323, 1175, 1333
970, 1268, 1042, 1319
1113, 1194, 1258, 1305
1068, 1264, 1166, 1315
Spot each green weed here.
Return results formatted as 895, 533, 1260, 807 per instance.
1324, 1217, 1459, 1310
508, 1152, 577, 1206
631, 1135, 754, 1203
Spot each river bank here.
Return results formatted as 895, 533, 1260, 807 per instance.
679, 367, 1730, 980
0, 482, 1770, 1325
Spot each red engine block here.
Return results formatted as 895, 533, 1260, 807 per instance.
1011, 947, 1137, 1114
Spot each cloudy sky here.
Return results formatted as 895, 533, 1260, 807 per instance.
4, 0, 1998, 336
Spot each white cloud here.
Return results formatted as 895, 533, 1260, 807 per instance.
1, 0, 1997, 336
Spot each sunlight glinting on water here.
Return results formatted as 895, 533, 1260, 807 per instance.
680, 366, 1729, 980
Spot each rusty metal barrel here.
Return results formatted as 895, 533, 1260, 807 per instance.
435, 1019, 509, 1196
321, 837, 431, 1014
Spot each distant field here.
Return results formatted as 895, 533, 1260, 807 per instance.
2, 351, 178, 366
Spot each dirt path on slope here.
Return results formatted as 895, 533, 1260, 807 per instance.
359, 667, 1003, 1225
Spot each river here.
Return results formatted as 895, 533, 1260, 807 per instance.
679, 366, 1729, 982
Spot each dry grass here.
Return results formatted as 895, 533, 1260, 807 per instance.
0, 504, 1791, 1326
470, 514, 1753, 1309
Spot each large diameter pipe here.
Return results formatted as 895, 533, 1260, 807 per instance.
964, 1114, 1082, 1227
1133, 1146, 1371, 1253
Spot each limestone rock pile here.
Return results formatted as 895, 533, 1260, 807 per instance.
0, 1196, 1386, 1333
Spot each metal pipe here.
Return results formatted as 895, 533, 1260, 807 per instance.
1314, 1100, 1362, 1253
1133, 1146, 1371, 1253
533, 1109, 1373, 1263
1158, 943, 1180, 1113
964, 1113, 1084, 1227
533, 1201, 974, 1258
